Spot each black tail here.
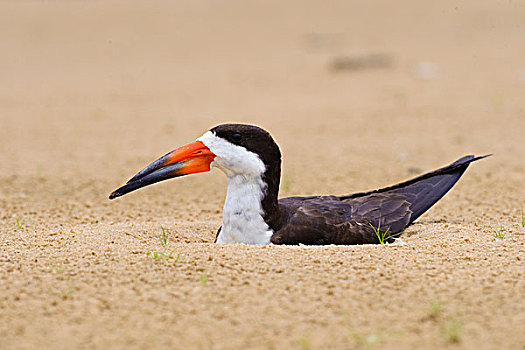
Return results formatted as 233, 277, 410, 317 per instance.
342, 155, 490, 226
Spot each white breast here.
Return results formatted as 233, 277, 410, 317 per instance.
216, 174, 273, 244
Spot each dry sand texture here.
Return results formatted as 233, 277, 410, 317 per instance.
1, 1, 524, 349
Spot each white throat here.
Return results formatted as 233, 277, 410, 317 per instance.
197, 131, 274, 245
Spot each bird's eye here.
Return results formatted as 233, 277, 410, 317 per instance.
231, 133, 242, 142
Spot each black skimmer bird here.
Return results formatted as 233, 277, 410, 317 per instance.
110, 124, 488, 245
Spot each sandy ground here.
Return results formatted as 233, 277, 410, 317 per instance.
1, 1, 524, 349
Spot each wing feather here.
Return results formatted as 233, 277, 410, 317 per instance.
272, 194, 411, 245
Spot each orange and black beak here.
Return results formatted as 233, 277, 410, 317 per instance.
109, 140, 216, 199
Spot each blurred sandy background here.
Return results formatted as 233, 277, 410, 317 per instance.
1, 1, 524, 349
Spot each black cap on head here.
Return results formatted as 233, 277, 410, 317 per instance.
210, 124, 281, 167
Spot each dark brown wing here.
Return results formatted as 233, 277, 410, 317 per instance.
271, 194, 410, 245
271, 155, 489, 245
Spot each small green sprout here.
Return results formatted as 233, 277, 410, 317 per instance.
443, 319, 462, 343
15, 219, 24, 230
49, 265, 64, 274
342, 310, 382, 349
147, 251, 175, 260
199, 273, 208, 284
369, 220, 401, 244
36, 166, 45, 180
297, 336, 311, 350
146, 225, 177, 261
429, 302, 443, 317
348, 329, 381, 349
160, 225, 168, 246
521, 206, 524, 228
60, 285, 74, 299
492, 226, 505, 239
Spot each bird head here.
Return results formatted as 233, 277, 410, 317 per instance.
109, 124, 281, 199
